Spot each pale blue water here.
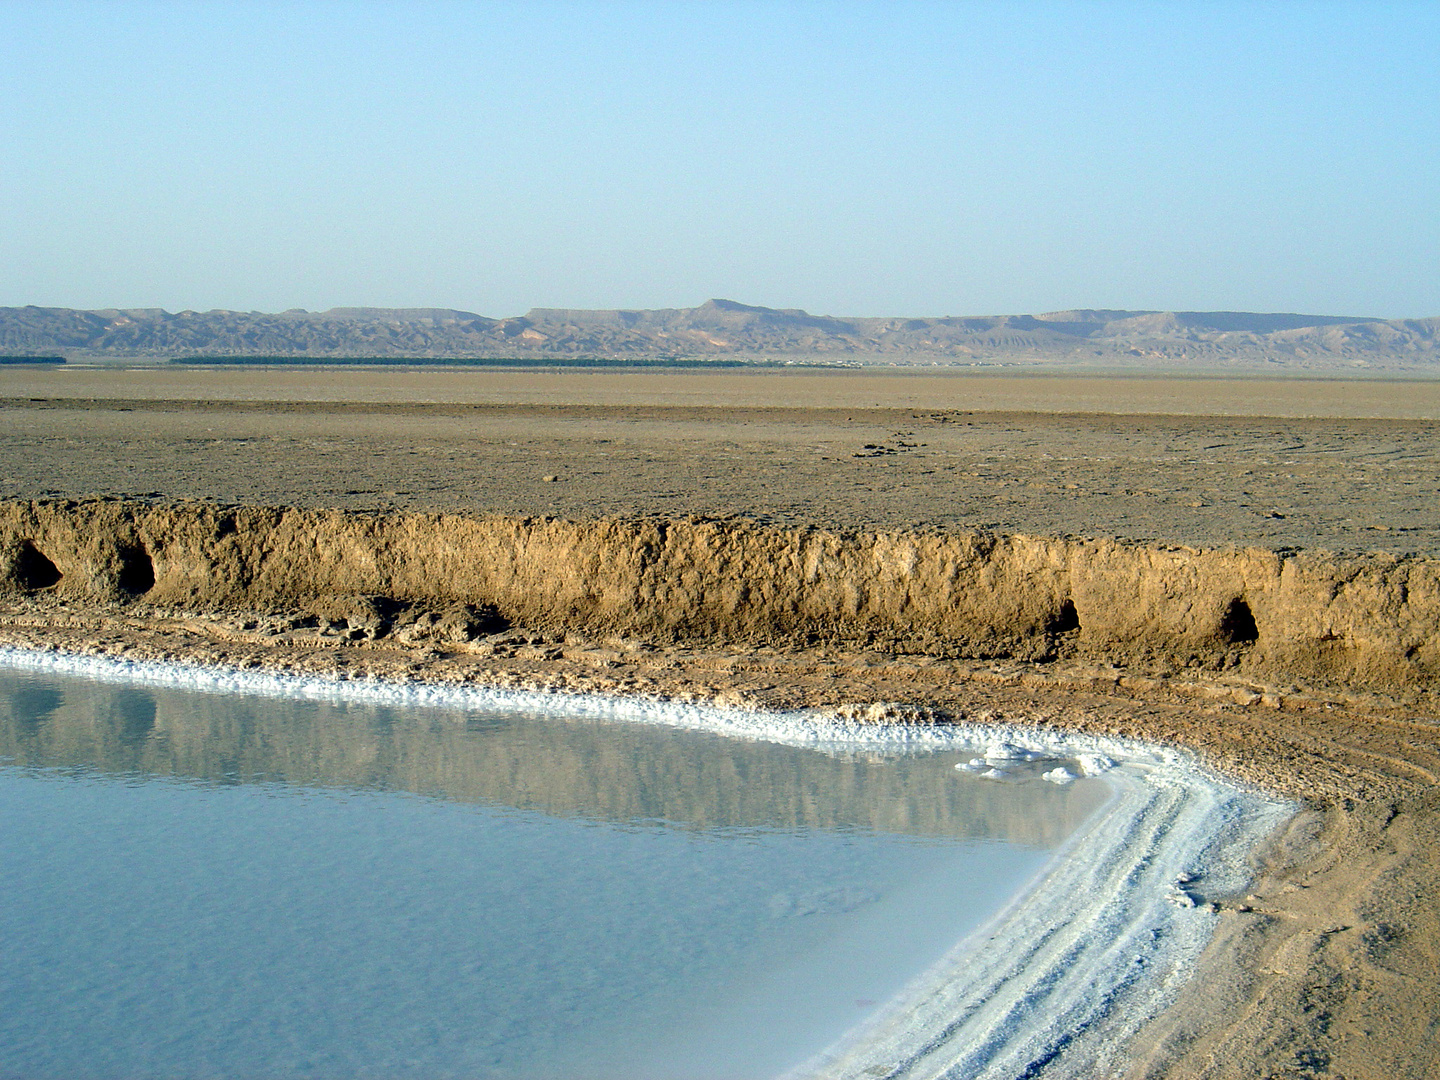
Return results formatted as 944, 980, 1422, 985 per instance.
0, 668, 1104, 1079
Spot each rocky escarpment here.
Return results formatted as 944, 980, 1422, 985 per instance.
2, 499, 1438, 697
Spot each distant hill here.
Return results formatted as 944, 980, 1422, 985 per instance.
1, 299, 1436, 370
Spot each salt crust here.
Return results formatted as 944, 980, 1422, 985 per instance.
0, 646, 1293, 1080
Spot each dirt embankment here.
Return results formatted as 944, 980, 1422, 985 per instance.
4, 497, 1440, 1079
4, 498, 1440, 703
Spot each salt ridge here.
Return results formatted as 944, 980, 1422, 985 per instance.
0, 646, 1293, 1079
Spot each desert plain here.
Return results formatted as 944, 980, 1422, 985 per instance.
2, 364, 1439, 1079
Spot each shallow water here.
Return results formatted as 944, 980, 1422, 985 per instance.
0, 667, 1107, 1080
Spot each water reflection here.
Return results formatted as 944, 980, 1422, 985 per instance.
0, 669, 1104, 846
6, 683, 61, 737
0, 664, 1110, 1080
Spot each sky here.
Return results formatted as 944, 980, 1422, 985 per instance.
2, 1, 1436, 318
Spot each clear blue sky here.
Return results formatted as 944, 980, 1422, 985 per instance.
2, 1, 1436, 318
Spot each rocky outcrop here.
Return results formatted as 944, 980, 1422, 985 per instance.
3, 499, 1438, 693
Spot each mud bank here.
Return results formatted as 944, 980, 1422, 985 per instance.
3, 498, 1440, 700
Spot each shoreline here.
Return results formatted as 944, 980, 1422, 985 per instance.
0, 643, 1292, 1080
2, 596, 1435, 1077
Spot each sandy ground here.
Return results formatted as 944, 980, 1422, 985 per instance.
4, 368, 1440, 554
3, 366, 1439, 1078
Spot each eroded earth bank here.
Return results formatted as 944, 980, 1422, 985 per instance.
4, 369, 1440, 1079
3, 497, 1439, 1079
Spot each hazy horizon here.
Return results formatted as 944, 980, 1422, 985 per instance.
4, 299, 1430, 322
3, 2, 1436, 319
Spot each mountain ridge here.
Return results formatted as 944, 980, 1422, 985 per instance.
1, 301, 1435, 369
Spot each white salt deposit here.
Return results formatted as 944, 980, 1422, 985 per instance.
0, 646, 1294, 1079
982, 742, 1033, 761
1077, 753, 1117, 776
